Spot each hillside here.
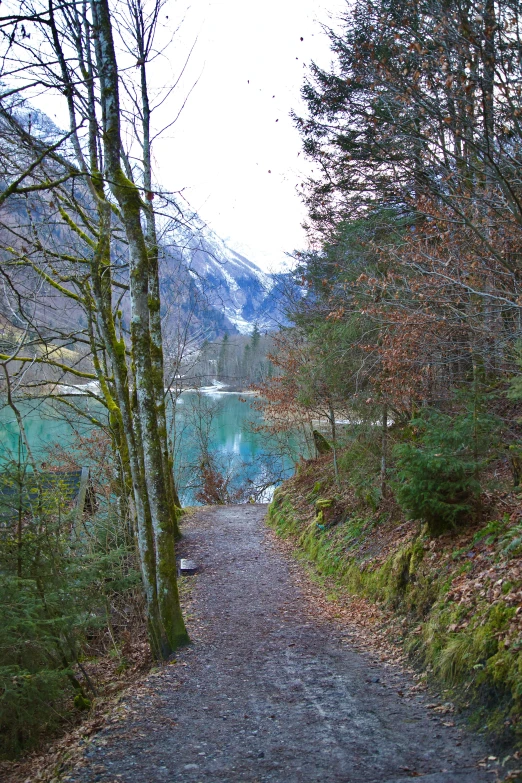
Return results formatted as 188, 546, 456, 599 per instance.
0, 215, 281, 350
267, 448, 522, 754
160, 219, 284, 340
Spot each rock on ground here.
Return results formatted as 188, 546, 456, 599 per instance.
70, 504, 497, 783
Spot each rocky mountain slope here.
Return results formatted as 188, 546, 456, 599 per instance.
160, 218, 284, 338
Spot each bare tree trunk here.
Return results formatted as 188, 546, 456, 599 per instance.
139, 51, 182, 533
381, 403, 388, 499
328, 399, 339, 487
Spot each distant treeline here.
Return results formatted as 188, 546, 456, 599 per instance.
188, 326, 275, 389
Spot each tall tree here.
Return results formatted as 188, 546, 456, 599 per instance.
0, 0, 188, 656
292, 0, 522, 407
92, 0, 186, 652
297, 0, 522, 256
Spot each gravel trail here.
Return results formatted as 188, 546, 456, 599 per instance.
72, 504, 496, 783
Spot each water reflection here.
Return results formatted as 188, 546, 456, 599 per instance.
0, 392, 303, 505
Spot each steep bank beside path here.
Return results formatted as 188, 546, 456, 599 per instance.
70, 505, 496, 783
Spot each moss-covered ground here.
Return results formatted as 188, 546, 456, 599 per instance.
268, 453, 522, 752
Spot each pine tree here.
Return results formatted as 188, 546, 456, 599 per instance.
217, 333, 229, 381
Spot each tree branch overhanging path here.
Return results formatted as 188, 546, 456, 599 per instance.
65, 504, 496, 783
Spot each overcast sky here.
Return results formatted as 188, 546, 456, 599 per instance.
148, 0, 346, 271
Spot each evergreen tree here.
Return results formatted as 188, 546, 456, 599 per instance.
250, 324, 261, 382
217, 333, 229, 380
296, 0, 522, 257
242, 344, 251, 384
0, 459, 141, 757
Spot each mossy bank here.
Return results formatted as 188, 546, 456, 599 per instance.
268, 455, 522, 751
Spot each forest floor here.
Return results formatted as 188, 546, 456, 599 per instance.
13, 502, 511, 783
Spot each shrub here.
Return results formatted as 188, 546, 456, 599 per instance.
393, 407, 496, 536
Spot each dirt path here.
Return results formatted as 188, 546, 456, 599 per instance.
70, 504, 497, 783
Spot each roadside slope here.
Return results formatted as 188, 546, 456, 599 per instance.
268, 454, 522, 756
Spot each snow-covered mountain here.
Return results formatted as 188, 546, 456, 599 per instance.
160, 218, 283, 337
1, 104, 284, 340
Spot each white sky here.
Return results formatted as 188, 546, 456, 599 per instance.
147, 0, 346, 271
26, 0, 346, 271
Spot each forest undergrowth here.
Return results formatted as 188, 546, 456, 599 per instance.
0, 430, 197, 771
0, 571, 197, 783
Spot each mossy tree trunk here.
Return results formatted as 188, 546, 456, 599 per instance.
135, 20, 182, 535
89, 215, 169, 659
92, 0, 188, 654
69, 16, 170, 657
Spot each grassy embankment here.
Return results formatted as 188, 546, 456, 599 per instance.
268, 450, 522, 749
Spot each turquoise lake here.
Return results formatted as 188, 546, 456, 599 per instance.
0, 392, 300, 504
